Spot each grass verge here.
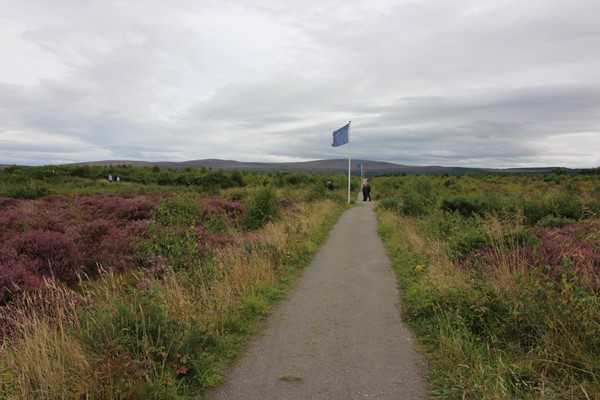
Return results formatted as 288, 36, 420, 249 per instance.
376, 208, 599, 400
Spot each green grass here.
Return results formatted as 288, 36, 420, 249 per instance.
374, 173, 600, 399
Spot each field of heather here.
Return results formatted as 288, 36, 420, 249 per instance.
0, 165, 348, 399
376, 172, 600, 399
1, 165, 598, 399
0, 194, 158, 305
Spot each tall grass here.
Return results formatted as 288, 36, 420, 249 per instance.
0, 279, 96, 399
376, 174, 599, 399
0, 188, 341, 398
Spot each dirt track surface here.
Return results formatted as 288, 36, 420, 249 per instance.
206, 202, 427, 400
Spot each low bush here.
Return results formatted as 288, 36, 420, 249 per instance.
440, 194, 503, 217
0, 252, 45, 305
242, 187, 280, 230
535, 215, 575, 228
399, 176, 439, 217
9, 231, 83, 283
138, 194, 207, 273
378, 197, 400, 212
2, 185, 49, 200
305, 182, 346, 204
519, 193, 585, 225
448, 228, 489, 258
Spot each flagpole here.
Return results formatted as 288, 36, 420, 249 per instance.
347, 121, 351, 204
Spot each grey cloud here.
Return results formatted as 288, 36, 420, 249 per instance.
375, 84, 600, 135
1, 0, 599, 168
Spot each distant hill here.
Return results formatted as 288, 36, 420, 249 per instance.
69, 159, 575, 175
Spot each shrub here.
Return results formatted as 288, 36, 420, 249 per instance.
448, 226, 489, 258
230, 170, 245, 186
440, 195, 502, 218
530, 224, 600, 288
585, 198, 600, 217
78, 219, 142, 274
520, 193, 584, 225
202, 197, 244, 222
68, 165, 97, 179
304, 182, 346, 204
76, 195, 157, 224
520, 197, 555, 225
0, 252, 45, 305
142, 224, 203, 272
536, 215, 575, 228
242, 187, 280, 230
378, 197, 400, 212
2, 186, 49, 200
405, 283, 508, 340
306, 183, 328, 202
552, 193, 583, 220
8, 231, 83, 283
154, 193, 202, 227
140, 194, 210, 273
401, 177, 436, 217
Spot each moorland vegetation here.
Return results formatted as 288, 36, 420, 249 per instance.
1, 164, 598, 399
0, 165, 349, 399
376, 172, 599, 399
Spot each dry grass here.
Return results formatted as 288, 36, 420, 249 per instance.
0, 194, 339, 399
0, 280, 96, 399
197, 200, 338, 334
483, 216, 532, 295
378, 211, 469, 292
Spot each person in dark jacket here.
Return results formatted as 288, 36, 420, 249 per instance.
362, 179, 371, 201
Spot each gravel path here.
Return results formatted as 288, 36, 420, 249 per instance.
206, 202, 427, 399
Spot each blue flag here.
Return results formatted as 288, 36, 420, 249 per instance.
331, 123, 350, 147
357, 162, 363, 168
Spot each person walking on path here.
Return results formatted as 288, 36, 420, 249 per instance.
206, 202, 426, 400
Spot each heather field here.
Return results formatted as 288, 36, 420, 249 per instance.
0, 165, 348, 399
1, 165, 599, 399
375, 171, 600, 399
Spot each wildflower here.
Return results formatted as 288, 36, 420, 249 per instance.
415, 264, 425, 271
136, 279, 153, 292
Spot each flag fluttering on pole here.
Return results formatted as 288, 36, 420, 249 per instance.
331, 123, 350, 147
330, 121, 352, 203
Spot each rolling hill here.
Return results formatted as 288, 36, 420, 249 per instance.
70, 159, 571, 175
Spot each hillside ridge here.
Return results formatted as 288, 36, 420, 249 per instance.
66, 159, 573, 174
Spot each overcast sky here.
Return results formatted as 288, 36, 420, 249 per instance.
1, 0, 599, 168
